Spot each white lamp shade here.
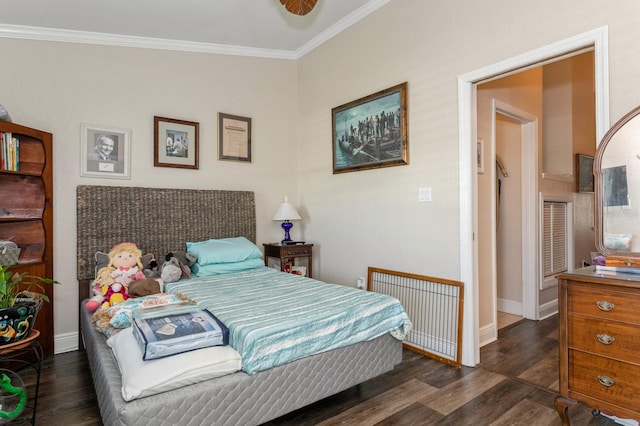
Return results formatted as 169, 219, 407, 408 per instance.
272, 196, 301, 221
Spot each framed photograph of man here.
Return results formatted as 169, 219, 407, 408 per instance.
332, 82, 409, 174
154, 116, 199, 169
80, 124, 131, 179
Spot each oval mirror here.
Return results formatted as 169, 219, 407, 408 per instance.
595, 105, 640, 257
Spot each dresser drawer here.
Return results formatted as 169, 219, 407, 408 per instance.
569, 349, 640, 411
280, 245, 312, 256
568, 284, 640, 324
568, 314, 640, 363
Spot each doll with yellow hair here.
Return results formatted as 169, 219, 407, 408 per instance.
86, 242, 147, 312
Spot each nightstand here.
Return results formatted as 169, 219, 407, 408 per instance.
263, 243, 313, 278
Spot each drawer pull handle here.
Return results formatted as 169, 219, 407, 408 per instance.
598, 375, 615, 387
596, 334, 615, 345
596, 300, 615, 311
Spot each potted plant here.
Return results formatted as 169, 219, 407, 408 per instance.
0, 264, 59, 345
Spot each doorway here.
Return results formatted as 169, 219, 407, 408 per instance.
479, 99, 539, 339
477, 56, 593, 345
494, 112, 525, 330
457, 27, 609, 367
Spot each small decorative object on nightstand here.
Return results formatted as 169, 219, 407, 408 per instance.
263, 243, 313, 278
271, 196, 302, 245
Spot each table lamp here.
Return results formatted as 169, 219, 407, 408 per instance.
272, 196, 301, 244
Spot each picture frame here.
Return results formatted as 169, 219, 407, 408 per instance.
477, 139, 485, 174
218, 112, 252, 162
154, 116, 199, 169
332, 82, 408, 174
80, 124, 131, 179
575, 153, 594, 193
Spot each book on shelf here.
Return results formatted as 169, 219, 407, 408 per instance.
0, 132, 19, 171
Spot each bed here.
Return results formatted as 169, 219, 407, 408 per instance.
77, 185, 409, 426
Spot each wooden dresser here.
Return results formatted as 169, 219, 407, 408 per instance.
556, 268, 640, 425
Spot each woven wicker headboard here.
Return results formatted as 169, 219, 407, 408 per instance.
76, 185, 256, 282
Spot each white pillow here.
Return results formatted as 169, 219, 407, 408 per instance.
107, 328, 242, 401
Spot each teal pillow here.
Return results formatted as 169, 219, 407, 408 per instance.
192, 259, 265, 276
186, 237, 262, 265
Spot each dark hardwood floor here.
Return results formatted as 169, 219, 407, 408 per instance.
13, 315, 620, 425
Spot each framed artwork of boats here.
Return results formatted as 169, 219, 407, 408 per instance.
332, 82, 408, 174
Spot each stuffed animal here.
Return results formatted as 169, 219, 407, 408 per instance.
160, 256, 182, 283
100, 281, 129, 309
159, 252, 197, 283
86, 242, 148, 312
108, 242, 147, 285
143, 257, 159, 278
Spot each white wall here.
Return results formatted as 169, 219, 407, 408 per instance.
3, 0, 640, 357
0, 39, 299, 352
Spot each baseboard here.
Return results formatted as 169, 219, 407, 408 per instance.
479, 322, 497, 347
497, 298, 523, 316
538, 299, 558, 320
55, 331, 80, 354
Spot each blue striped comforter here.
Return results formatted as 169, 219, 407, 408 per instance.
165, 267, 411, 374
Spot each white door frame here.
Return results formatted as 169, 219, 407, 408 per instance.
492, 100, 539, 326
458, 26, 609, 366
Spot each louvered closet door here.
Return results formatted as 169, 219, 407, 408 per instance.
543, 201, 568, 277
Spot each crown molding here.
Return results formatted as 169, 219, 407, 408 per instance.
295, 0, 390, 58
0, 0, 390, 60
0, 24, 298, 60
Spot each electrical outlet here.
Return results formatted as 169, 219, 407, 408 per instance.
356, 277, 365, 290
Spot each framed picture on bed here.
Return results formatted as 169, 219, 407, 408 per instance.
218, 112, 252, 162
80, 124, 131, 179
332, 82, 408, 174
154, 116, 199, 169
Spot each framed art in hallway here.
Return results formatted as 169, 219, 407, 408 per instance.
154, 116, 199, 169
575, 153, 593, 193
332, 82, 408, 174
80, 124, 131, 179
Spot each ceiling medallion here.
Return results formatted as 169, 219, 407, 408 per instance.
280, 0, 318, 16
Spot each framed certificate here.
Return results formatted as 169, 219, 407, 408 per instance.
218, 112, 252, 162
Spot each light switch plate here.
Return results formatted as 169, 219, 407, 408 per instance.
419, 187, 431, 202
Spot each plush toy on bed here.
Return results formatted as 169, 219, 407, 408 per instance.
86, 242, 162, 311
143, 257, 159, 278
99, 281, 129, 309
159, 252, 197, 283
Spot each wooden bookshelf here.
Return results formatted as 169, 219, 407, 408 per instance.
0, 121, 54, 356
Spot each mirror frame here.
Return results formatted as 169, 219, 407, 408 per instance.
594, 105, 640, 257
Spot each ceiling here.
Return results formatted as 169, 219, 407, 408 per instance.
0, 0, 390, 58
